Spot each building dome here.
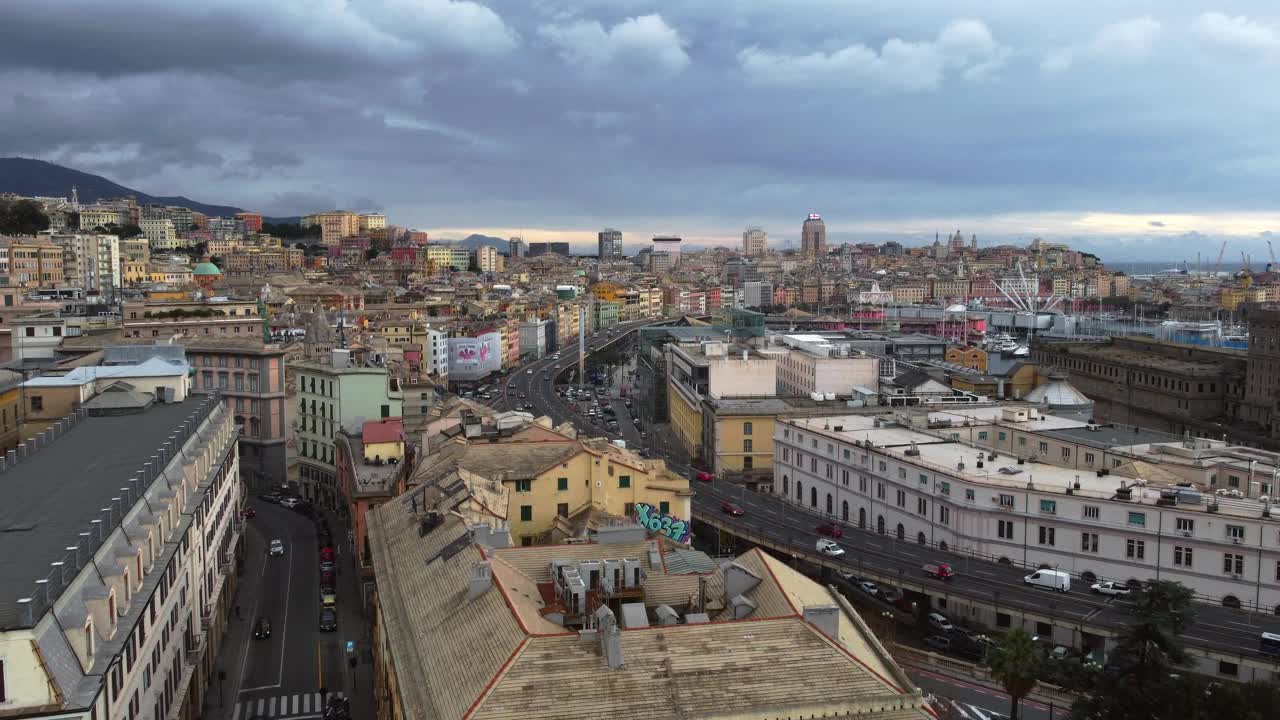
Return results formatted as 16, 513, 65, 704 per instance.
193, 262, 222, 276
1025, 371, 1093, 411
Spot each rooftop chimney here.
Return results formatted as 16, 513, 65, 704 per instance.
466, 560, 493, 601
594, 606, 625, 669
724, 561, 762, 601
803, 604, 840, 639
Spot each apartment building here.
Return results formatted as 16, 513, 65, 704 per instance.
0, 236, 65, 288
79, 206, 123, 230
53, 233, 121, 294
0, 391, 241, 720
122, 299, 262, 339
367, 477, 929, 720
772, 407, 1280, 615
666, 342, 780, 463
774, 335, 880, 397
312, 211, 359, 247
293, 350, 403, 508
358, 213, 386, 233
474, 245, 501, 272
141, 219, 181, 251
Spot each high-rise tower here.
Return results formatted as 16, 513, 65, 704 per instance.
598, 228, 623, 260
801, 213, 826, 260
742, 226, 767, 256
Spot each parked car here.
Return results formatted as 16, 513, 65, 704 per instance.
925, 635, 952, 652
320, 558, 335, 572
320, 570, 336, 587
922, 562, 955, 580
258, 493, 281, 504
269, 539, 285, 556
721, 502, 745, 517
695, 471, 714, 483
321, 588, 337, 607
319, 608, 338, 632
320, 546, 335, 563
857, 581, 879, 596
253, 618, 271, 639
816, 538, 845, 556
878, 587, 903, 604
279, 497, 301, 509
1091, 581, 1131, 597
928, 612, 954, 632
816, 522, 843, 538
1024, 569, 1071, 592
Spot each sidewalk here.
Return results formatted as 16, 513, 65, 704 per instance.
324, 508, 375, 720
203, 523, 265, 719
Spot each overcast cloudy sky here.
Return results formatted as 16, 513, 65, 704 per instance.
2, 1, 1279, 261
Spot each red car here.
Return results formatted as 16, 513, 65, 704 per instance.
721, 502, 745, 517
695, 471, 714, 483
239, 507, 256, 518
816, 522, 843, 538
320, 569, 336, 586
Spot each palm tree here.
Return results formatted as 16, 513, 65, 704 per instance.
989, 628, 1040, 720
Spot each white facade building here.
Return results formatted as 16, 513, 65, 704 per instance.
0, 393, 241, 720
774, 335, 880, 397
142, 219, 181, 251
519, 318, 549, 359
772, 408, 1280, 615
53, 233, 121, 294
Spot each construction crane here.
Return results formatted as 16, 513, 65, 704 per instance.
1242, 252, 1252, 274
1212, 240, 1228, 276
1268, 239, 1277, 273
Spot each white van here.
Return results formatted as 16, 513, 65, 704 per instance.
815, 538, 845, 556
1024, 569, 1071, 592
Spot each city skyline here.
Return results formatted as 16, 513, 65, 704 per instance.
2, 3, 1279, 259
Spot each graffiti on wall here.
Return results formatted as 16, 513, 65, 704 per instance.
634, 502, 691, 544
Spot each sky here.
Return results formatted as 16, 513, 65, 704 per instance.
1, 1, 1279, 262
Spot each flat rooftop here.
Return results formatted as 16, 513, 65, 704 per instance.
1040, 425, 1183, 449
1049, 343, 1226, 375
0, 400, 201, 627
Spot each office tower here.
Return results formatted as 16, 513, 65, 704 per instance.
598, 228, 623, 260
509, 237, 525, 257
742, 226, 767, 256
801, 213, 826, 260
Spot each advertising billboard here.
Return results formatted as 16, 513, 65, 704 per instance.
448, 331, 502, 381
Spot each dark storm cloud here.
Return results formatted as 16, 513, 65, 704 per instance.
1, 1, 1279, 259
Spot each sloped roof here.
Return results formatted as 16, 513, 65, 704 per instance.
23, 357, 190, 387
362, 418, 404, 445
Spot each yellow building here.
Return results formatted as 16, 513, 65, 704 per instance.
422, 423, 692, 546
360, 418, 405, 463
591, 281, 622, 302
667, 376, 704, 461
945, 346, 988, 372
1221, 286, 1266, 311
148, 265, 194, 285
0, 371, 22, 452
79, 206, 121, 229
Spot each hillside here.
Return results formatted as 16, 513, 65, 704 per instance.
454, 233, 509, 251
0, 157, 247, 218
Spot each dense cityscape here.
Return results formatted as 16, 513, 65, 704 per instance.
4, 3, 1280, 720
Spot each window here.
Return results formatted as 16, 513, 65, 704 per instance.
743, 456, 753, 469
1218, 661, 1238, 677
978, 431, 988, 441
998, 431, 1007, 442
1062, 447, 1070, 459
1040, 499, 1057, 514
896, 490, 906, 507
1081, 532, 1098, 553
918, 473, 929, 485
1126, 539, 1145, 560
1085, 452, 1095, 464
23, 327, 34, 337
999, 494, 1015, 508
1174, 546, 1192, 567
877, 483, 885, 500
878, 461, 887, 472
1039, 526, 1055, 546
514, 479, 531, 493
743, 439, 753, 453
30, 395, 42, 411
380, 404, 390, 418
1127, 512, 1146, 527
557, 477, 568, 492
1038, 441, 1048, 453
917, 498, 927, 515
519, 505, 532, 522
940, 481, 950, 495
939, 507, 950, 524
659, 501, 670, 514
782, 448, 789, 462
557, 503, 569, 518
1083, 505, 1100, 520
965, 489, 975, 501
1224, 553, 1244, 575
1227, 525, 1245, 541
1176, 517, 1194, 533
624, 502, 635, 517
997, 520, 1014, 539
743, 421, 752, 435
218, 373, 228, 389
898, 468, 907, 479
619, 475, 631, 489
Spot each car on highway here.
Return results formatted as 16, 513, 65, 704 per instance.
922, 562, 955, 580
1090, 580, 1132, 597
507, 389, 516, 396
523, 403, 535, 410
857, 580, 879, 596
815, 522, 843, 538
527, 369, 534, 374
319, 608, 338, 632
269, 538, 285, 556
928, 612, 954, 632
253, 617, 271, 639
721, 502, 745, 517
695, 471, 714, 483
815, 538, 845, 556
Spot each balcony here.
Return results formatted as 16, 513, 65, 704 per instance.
185, 634, 205, 665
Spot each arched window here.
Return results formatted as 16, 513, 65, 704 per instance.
826, 494, 833, 514
842, 500, 849, 522
743, 421, 753, 436
998, 557, 1012, 565
859, 507, 867, 529
939, 541, 949, 552
810, 487, 817, 508
782, 476, 789, 496
896, 523, 905, 540
917, 532, 927, 545
1222, 595, 1242, 609
877, 515, 885, 535
797, 481, 803, 502
1081, 571, 1097, 583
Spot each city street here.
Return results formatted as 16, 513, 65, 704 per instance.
206, 500, 369, 720
909, 668, 1067, 720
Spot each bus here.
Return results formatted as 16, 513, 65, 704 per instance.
1261, 632, 1280, 657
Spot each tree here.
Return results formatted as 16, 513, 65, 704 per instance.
988, 628, 1040, 720
0, 199, 51, 235
209, 256, 225, 269
364, 248, 379, 261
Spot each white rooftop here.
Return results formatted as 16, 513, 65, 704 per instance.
23, 358, 191, 387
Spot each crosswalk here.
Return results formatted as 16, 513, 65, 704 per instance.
231, 692, 345, 720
